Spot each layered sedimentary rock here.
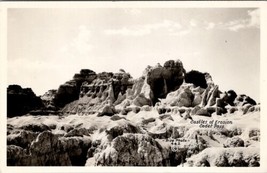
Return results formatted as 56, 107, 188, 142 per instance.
61, 70, 134, 115
60, 59, 187, 115
7, 59, 260, 166
7, 57, 260, 118
9, 59, 258, 117
53, 69, 97, 107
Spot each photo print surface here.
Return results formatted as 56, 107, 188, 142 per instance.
6, 7, 260, 167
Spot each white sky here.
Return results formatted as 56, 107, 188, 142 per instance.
7, 8, 260, 102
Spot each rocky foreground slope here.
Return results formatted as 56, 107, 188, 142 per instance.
7, 59, 260, 166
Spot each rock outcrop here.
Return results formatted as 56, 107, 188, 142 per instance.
61, 70, 134, 115
7, 85, 44, 117
223, 136, 244, 148
7, 58, 260, 167
147, 60, 186, 105
225, 90, 237, 106
185, 70, 208, 89
234, 94, 257, 107
53, 69, 97, 107
7, 130, 91, 166
160, 84, 194, 107
59, 60, 185, 115
8, 59, 256, 117
7, 59, 259, 117
94, 134, 169, 166
41, 89, 57, 109
187, 147, 260, 167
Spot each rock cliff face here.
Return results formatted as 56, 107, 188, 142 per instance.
53, 69, 97, 107
147, 60, 186, 105
57, 60, 186, 115
60, 70, 134, 115
8, 59, 258, 117
7, 85, 44, 117
7, 59, 260, 166
52, 59, 258, 117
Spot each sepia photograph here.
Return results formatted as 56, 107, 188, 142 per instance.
1, 1, 266, 172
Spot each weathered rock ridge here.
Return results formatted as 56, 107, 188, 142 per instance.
7, 59, 258, 117
57, 60, 258, 117
7, 59, 260, 166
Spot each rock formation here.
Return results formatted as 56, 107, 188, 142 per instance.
234, 94, 257, 107
185, 70, 208, 89
223, 136, 244, 148
8, 59, 258, 117
7, 129, 91, 166
7, 85, 44, 117
94, 134, 170, 166
41, 89, 57, 109
53, 69, 97, 107
7, 59, 260, 167
187, 147, 260, 167
147, 60, 186, 105
60, 70, 134, 115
